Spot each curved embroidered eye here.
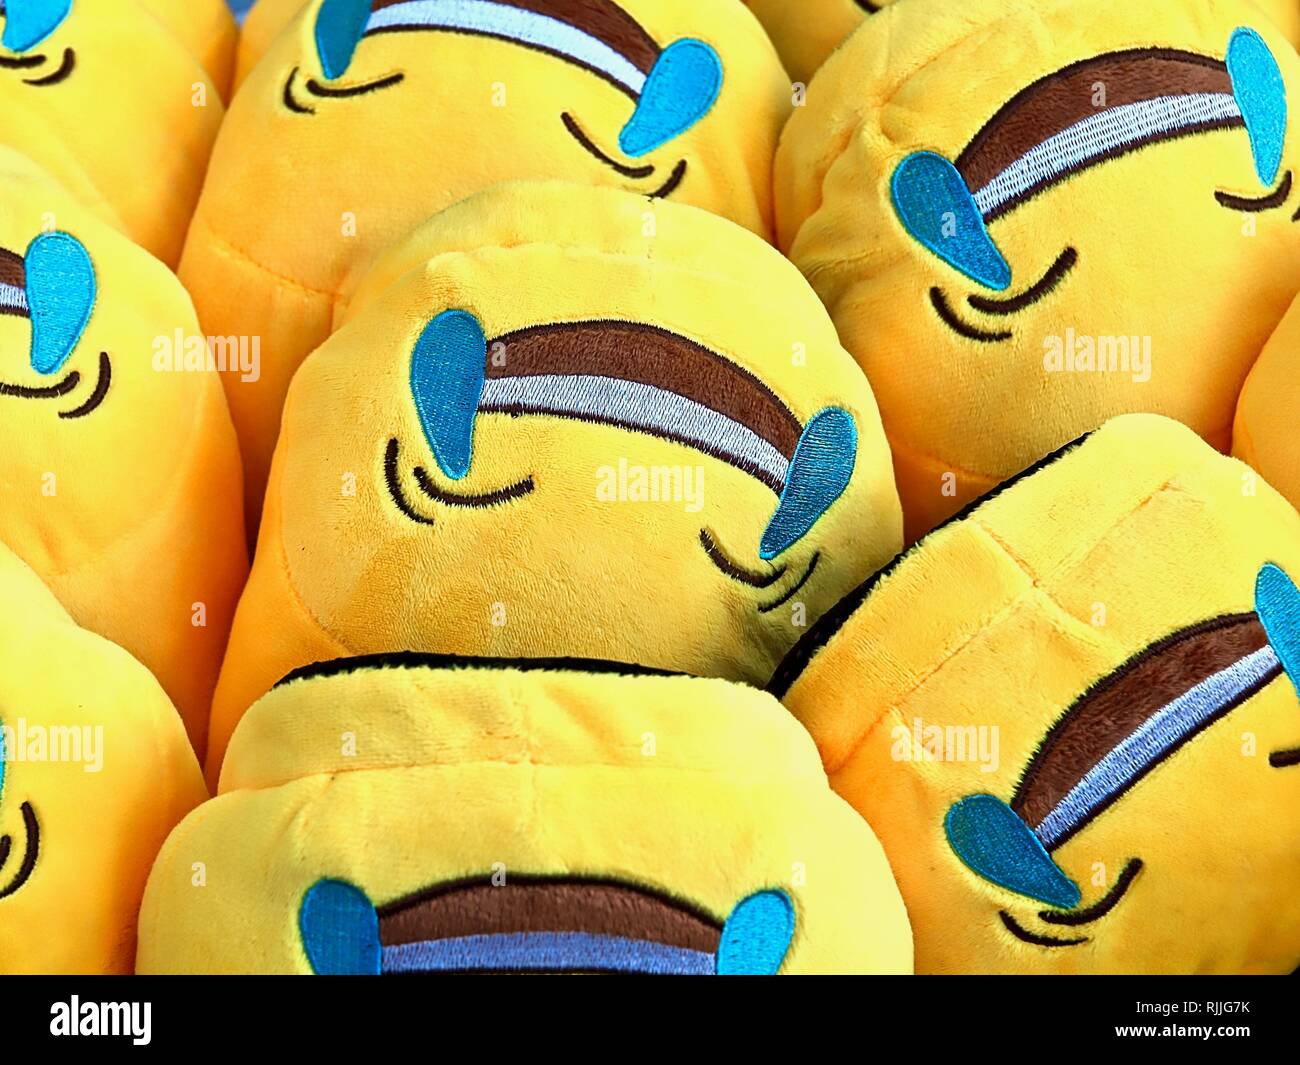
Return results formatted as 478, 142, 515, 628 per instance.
1, 0, 72, 54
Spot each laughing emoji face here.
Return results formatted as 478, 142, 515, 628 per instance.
180, 0, 790, 527
204, 182, 901, 780
0, 149, 247, 754
0, 0, 225, 266
0, 541, 205, 974
774, 414, 1300, 974
140, 656, 912, 975
777, 0, 1300, 541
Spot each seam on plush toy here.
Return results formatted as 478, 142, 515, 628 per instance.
823, 479, 1186, 776
191, 213, 342, 299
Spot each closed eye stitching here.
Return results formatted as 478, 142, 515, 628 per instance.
283, 67, 315, 114
1215, 169, 1292, 211
0, 803, 40, 900
305, 71, 405, 98
0, 53, 45, 69
0, 370, 80, 399
998, 910, 1089, 947
1038, 858, 1143, 925
383, 437, 434, 526
561, 112, 655, 178
1269, 747, 1300, 768
649, 160, 688, 200
59, 352, 111, 420
23, 48, 74, 86
929, 288, 1013, 342
759, 552, 821, 614
968, 248, 1078, 316
699, 529, 786, 589
413, 466, 535, 508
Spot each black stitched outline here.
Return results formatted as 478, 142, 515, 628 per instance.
1039, 858, 1143, 925
968, 248, 1078, 316
0, 369, 80, 399
856, 0, 882, 11
0, 52, 46, 69
413, 466, 535, 508
998, 910, 1088, 948
699, 529, 786, 589
0, 803, 39, 900
276, 650, 686, 690
1012, 617, 1283, 851
929, 288, 1012, 342
760, 552, 822, 615
59, 352, 110, 419
1270, 747, 1300, 768
1215, 170, 1293, 212
561, 112, 655, 178
23, 46, 73, 86
766, 430, 1096, 698
0, 834, 9, 872
383, 437, 434, 526
305, 71, 405, 98
283, 67, 315, 114
648, 159, 687, 200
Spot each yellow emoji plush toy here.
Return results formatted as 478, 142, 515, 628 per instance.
0, 147, 248, 756
1234, 290, 1300, 509
204, 181, 900, 781
772, 414, 1300, 974
0, 541, 206, 974
139, 655, 911, 975
138, 0, 239, 99
0, 0, 225, 267
182, 0, 792, 525
777, 0, 1300, 542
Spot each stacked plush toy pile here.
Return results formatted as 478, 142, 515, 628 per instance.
2, 0, 1299, 976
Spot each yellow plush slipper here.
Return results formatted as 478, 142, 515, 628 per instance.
0, 0, 225, 267
777, 0, 1300, 542
0, 542, 206, 974
138, 0, 239, 99
140, 656, 911, 975
772, 414, 1300, 974
204, 181, 900, 782
182, 0, 791, 524
0, 148, 248, 755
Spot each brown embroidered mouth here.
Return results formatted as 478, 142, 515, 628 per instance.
376, 877, 723, 975
1014, 613, 1283, 850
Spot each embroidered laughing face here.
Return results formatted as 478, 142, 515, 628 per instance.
295, 0, 725, 201
864, 26, 1300, 528
940, 563, 1300, 969
0, 0, 224, 265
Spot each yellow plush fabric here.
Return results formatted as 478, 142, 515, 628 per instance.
743, 0, 899, 85
181, 0, 792, 525
1234, 290, 1300, 504
0, 149, 248, 756
776, 0, 1300, 542
232, 0, 306, 91
0, 1, 225, 267
773, 414, 1300, 974
0, 542, 206, 974
138, 0, 240, 99
205, 181, 901, 782
139, 656, 912, 974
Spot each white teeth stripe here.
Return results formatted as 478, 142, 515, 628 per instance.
1036, 643, 1280, 849
0, 281, 28, 315
973, 92, 1243, 217
479, 374, 791, 488
367, 0, 649, 95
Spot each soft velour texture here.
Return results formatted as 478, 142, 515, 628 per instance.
771, 414, 1300, 974
742, 0, 898, 85
204, 181, 901, 783
139, 657, 912, 975
0, 542, 207, 974
182, 0, 792, 529
776, 0, 1300, 543
1234, 291, 1300, 509
0, 0, 225, 267
138, 0, 239, 99
0, 150, 248, 755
